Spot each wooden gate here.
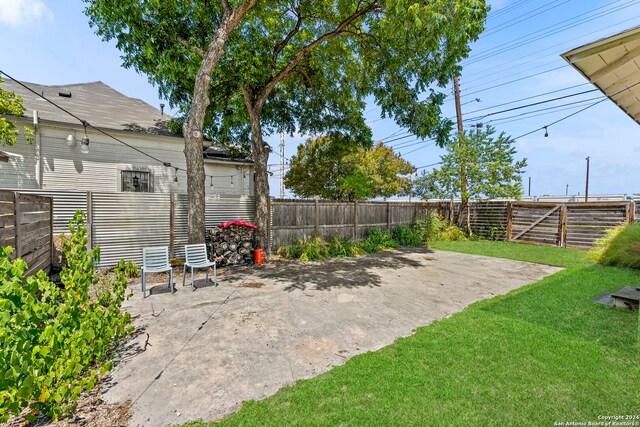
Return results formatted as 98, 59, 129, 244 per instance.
507, 201, 635, 248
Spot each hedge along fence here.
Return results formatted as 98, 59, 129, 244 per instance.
270, 199, 432, 248
0, 191, 53, 276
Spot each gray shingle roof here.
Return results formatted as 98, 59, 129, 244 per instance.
1, 79, 175, 136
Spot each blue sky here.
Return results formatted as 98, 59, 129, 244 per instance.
1, 0, 639, 198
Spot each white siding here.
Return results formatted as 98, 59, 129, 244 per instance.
0, 134, 39, 189
24, 125, 253, 196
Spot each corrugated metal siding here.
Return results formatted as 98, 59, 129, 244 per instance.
205, 195, 256, 229
172, 194, 189, 259
91, 193, 171, 268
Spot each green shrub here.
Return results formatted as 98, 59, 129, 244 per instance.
391, 225, 423, 246
591, 223, 640, 268
114, 259, 140, 278
277, 236, 328, 261
0, 211, 133, 422
361, 228, 397, 253
327, 236, 366, 257
439, 225, 468, 242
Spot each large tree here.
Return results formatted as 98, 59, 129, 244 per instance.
413, 126, 527, 234
285, 134, 414, 200
84, 0, 256, 244
84, 0, 488, 250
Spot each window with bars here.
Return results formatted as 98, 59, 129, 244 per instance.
121, 170, 151, 192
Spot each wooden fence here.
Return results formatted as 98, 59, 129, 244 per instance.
270, 199, 431, 247
0, 191, 53, 275
508, 201, 635, 248
272, 198, 636, 250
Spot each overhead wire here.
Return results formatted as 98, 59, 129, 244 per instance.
513, 81, 640, 139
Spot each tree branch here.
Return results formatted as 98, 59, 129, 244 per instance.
272, 9, 303, 65
256, 2, 381, 111
178, 37, 205, 58
219, 0, 231, 14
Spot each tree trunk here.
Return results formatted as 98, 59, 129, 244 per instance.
248, 109, 271, 254
181, 1, 256, 243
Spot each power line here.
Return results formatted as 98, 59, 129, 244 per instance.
464, 88, 600, 122
513, 80, 640, 139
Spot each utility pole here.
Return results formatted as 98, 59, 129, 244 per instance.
279, 129, 285, 198
584, 156, 590, 203
565, 184, 569, 196
453, 75, 470, 234
528, 177, 531, 197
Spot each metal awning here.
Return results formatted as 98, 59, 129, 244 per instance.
562, 26, 640, 125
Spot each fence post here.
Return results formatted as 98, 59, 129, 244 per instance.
13, 192, 21, 259
169, 193, 175, 258
387, 202, 391, 231
86, 191, 93, 251
558, 204, 568, 248
314, 198, 319, 236
626, 201, 636, 223
506, 202, 513, 242
353, 200, 358, 239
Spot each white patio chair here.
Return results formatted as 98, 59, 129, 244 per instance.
183, 244, 217, 291
141, 246, 174, 298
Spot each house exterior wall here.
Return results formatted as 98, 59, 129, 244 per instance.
0, 122, 254, 196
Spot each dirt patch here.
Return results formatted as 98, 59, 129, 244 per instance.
240, 282, 266, 288
3, 383, 131, 427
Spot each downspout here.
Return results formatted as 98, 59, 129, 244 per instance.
33, 110, 43, 189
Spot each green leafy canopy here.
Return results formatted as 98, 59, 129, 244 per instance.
83, 0, 489, 147
0, 78, 34, 146
284, 133, 415, 200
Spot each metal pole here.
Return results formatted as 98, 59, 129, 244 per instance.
565, 184, 569, 196
528, 177, 531, 197
585, 156, 590, 203
279, 130, 285, 198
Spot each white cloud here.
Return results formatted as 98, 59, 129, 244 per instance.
0, 0, 53, 28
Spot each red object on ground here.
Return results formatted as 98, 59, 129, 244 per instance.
220, 220, 257, 229
254, 249, 265, 264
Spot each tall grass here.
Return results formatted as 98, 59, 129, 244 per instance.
591, 222, 640, 268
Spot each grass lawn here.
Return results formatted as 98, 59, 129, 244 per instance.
181, 241, 640, 427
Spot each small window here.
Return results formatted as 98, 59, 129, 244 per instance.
121, 170, 151, 192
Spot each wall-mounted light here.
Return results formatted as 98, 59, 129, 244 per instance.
210, 176, 214, 187
66, 134, 76, 147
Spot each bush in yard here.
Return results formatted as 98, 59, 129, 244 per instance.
361, 228, 397, 253
327, 236, 366, 258
277, 237, 329, 262
114, 259, 140, 278
0, 211, 133, 422
391, 225, 423, 247
591, 223, 640, 269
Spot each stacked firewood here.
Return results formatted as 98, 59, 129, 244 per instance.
208, 224, 255, 266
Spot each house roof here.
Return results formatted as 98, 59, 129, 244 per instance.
561, 26, 640, 125
1, 79, 175, 135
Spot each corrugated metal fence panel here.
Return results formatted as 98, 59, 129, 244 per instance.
92, 193, 171, 268
173, 194, 189, 259
8, 189, 87, 234
205, 195, 256, 229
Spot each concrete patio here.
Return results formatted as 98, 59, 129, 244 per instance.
102, 248, 562, 426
